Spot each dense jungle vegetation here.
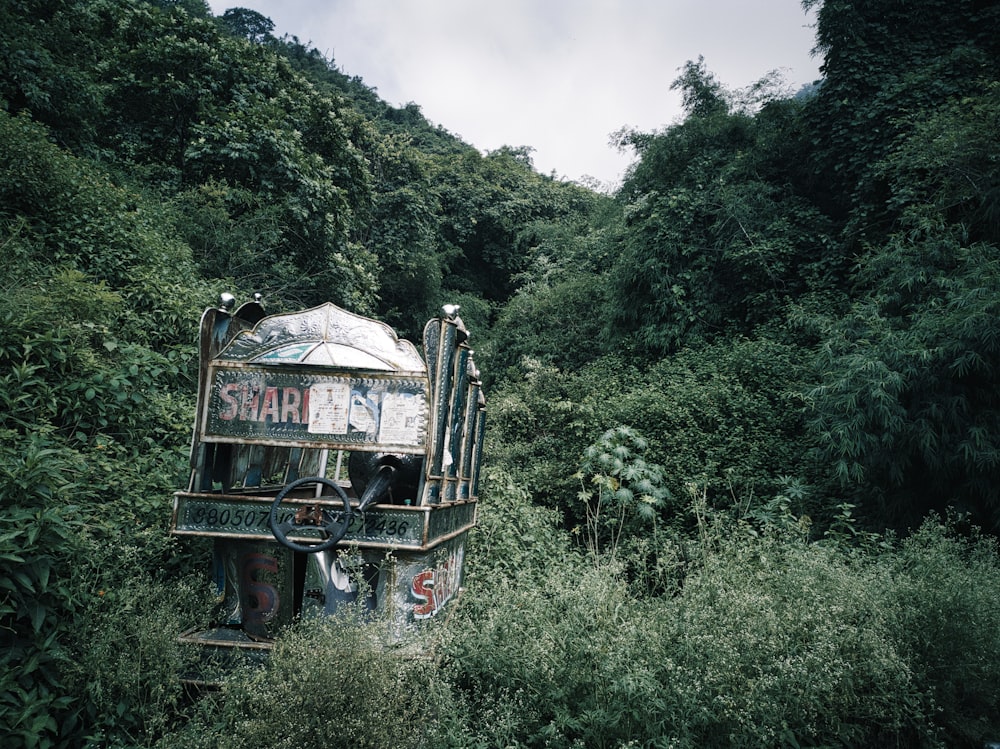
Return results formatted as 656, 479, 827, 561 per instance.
3, 0, 1000, 746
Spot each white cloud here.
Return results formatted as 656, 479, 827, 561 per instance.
208, 0, 820, 188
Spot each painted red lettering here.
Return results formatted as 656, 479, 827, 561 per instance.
411, 546, 464, 619
411, 569, 435, 619
241, 552, 279, 623
261, 387, 280, 422
239, 384, 261, 421
281, 387, 302, 423
218, 382, 239, 421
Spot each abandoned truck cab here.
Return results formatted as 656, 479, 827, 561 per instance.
170, 296, 485, 660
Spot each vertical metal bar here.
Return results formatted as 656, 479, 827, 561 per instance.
459, 380, 480, 499
446, 346, 470, 482
422, 318, 440, 395
199, 443, 216, 491
232, 445, 251, 488
285, 447, 303, 484
471, 403, 486, 500
244, 445, 264, 487
313, 448, 330, 489
428, 321, 456, 479
190, 306, 229, 492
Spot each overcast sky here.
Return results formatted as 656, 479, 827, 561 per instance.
206, 1, 822, 190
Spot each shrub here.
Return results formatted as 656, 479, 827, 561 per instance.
159, 614, 460, 749
484, 336, 818, 541
653, 531, 929, 748
882, 518, 1000, 746
576, 426, 671, 563
465, 466, 574, 585
441, 554, 650, 748
0, 432, 87, 749
64, 569, 214, 748
439, 499, 949, 748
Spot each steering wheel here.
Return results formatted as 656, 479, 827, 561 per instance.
268, 476, 353, 553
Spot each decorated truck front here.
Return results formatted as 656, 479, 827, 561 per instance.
170, 296, 484, 661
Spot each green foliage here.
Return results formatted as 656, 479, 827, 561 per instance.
610, 68, 836, 356
218, 7, 273, 43
64, 571, 213, 748
0, 0, 105, 150
884, 518, 1000, 746
576, 426, 671, 560
0, 110, 188, 290
617, 341, 810, 516
0, 264, 190, 452
480, 270, 608, 385
0, 433, 85, 749
160, 614, 458, 749
486, 337, 816, 540
99, 2, 377, 310
806, 234, 1000, 531
443, 558, 659, 748
654, 530, 923, 747
0, 265, 195, 746
465, 466, 574, 585
3, 0, 1000, 745
0, 69, 204, 747
787, 0, 1000, 532
876, 81, 1000, 244
483, 358, 607, 527
671, 56, 729, 118
475, 185, 619, 385
363, 133, 447, 338
802, 0, 1000, 229
440, 499, 1000, 748
433, 147, 594, 306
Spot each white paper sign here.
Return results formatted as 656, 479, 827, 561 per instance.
308, 382, 350, 433
379, 392, 424, 445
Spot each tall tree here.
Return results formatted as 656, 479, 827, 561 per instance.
219, 7, 274, 42
0, 0, 105, 151
802, 0, 1000, 236
608, 60, 834, 355
806, 82, 1000, 531
90, 0, 377, 310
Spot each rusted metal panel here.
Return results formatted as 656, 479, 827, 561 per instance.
209, 539, 296, 640
446, 346, 470, 481
471, 402, 486, 498
396, 534, 468, 623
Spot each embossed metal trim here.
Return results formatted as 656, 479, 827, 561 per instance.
216, 302, 426, 373
171, 492, 476, 551
201, 366, 429, 452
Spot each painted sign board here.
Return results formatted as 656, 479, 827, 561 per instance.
201, 365, 429, 453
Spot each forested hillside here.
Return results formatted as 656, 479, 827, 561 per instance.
2, 0, 1000, 746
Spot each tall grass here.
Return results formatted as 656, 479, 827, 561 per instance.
432, 473, 999, 748
52, 471, 1000, 749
